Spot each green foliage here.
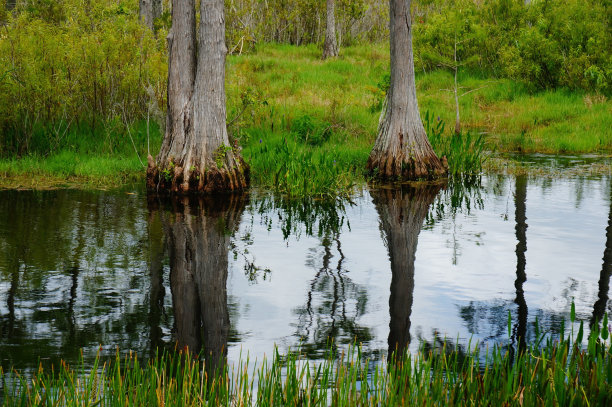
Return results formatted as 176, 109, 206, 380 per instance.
0, 0, 167, 157
224, 0, 388, 52
243, 130, 365, 198
2, 309, 611, 406
413, 0, 611, 93
425, 111, 486, 176
214, 144, 233, 168
291, 114, 331, 146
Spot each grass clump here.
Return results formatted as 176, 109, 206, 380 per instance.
2, 311, 611, 406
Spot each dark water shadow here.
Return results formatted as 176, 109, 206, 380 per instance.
148, 194, 247, 377
370, 181, 446, 360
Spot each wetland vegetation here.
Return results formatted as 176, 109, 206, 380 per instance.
1, 0, 611, 405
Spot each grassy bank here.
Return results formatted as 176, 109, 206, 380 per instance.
1, 44, 610, 192
2, 313, 611, 406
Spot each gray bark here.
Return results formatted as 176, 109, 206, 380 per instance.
322, 0, 338, 59
139, 0, 162, 31
148, 0, 249, 194
162, 195, 246, 375
371, 182, 444, 360
367, 0, 447, 180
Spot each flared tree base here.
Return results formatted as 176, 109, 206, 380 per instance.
146, 155, 250, 195
367, 153, 448, 182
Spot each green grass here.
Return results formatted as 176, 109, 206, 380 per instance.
2, 311, 611, 406
1, 43, 610, 192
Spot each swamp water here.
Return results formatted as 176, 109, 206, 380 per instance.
0, 168, 611, 374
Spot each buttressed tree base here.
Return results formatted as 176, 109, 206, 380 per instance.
147, 0, 249, 194
367, 0, 447, 181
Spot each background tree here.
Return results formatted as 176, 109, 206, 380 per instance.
147, 0, 249, 194
367, 0, 447, 180
322, 0, 338, 59
139, 0, 162, 31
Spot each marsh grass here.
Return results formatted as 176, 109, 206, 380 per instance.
2, 44, 609, 192
2, 310, 611, 406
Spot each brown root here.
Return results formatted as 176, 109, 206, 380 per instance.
147, 157, 250, 195
367, 153, 448, 182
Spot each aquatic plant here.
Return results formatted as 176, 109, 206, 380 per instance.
2, 310, 611, 406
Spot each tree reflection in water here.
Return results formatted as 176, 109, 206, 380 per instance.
371, 182, 445, 360
152, 194, 246, 376
592, 183, 612, 327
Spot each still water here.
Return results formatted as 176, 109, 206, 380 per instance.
0, 171, 610, 372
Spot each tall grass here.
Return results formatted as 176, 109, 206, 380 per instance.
2, 311, 611, 406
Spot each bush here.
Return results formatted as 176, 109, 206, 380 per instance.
0, 0, 167, 156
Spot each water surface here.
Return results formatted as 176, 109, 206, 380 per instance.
0, 171, 610, 372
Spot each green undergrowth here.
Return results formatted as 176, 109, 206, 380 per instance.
2, 44, 610, 193
2, 310, 611, 406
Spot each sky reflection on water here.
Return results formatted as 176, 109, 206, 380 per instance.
0, 172, 610, 371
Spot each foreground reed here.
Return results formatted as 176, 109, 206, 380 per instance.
2, 315, 611, 406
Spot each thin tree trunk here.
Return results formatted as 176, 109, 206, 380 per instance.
372, 182, 444, 360
367, 0, 447, 180
147, 0, 249, 194
162, 195, 246, 375
139, 0, 162, 31
322, 0, 338, 59
513, 176, 528, 353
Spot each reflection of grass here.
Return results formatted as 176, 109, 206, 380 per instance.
3, 313, 611, 405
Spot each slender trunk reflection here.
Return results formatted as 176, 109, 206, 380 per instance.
372, 183, 444, 360
157, 195, 246, 376
147, 209, 166, 357
513, 176, 528, 352
591, 185, 612, 327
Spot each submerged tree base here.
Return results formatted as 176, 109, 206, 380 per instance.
146, 155, 250, 195
367, 153, 448, 181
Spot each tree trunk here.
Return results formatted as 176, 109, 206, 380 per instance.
371, 182, 444, 360
159, 194, 246, 375
322, 0, 338, 59
367, 0, 447, 180
147, 0, 249, 194
139, 0, 162, 31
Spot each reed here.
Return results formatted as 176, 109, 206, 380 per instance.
2, 310, 611, 406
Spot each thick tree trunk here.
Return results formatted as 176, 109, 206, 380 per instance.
322, 0, 338, 59
147, 0, 249, 194
139, 0, 162, 31
367, 0, 447, 180
371, 182, 444, 360
159, 195, 246, 375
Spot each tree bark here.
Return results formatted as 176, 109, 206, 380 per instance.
147, 0, 249, 194
322, 0, 338, 59
139, 0, 162, 31
371, 182, 444, 360
367, 0, 447, 180
158, 194, 246, 375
